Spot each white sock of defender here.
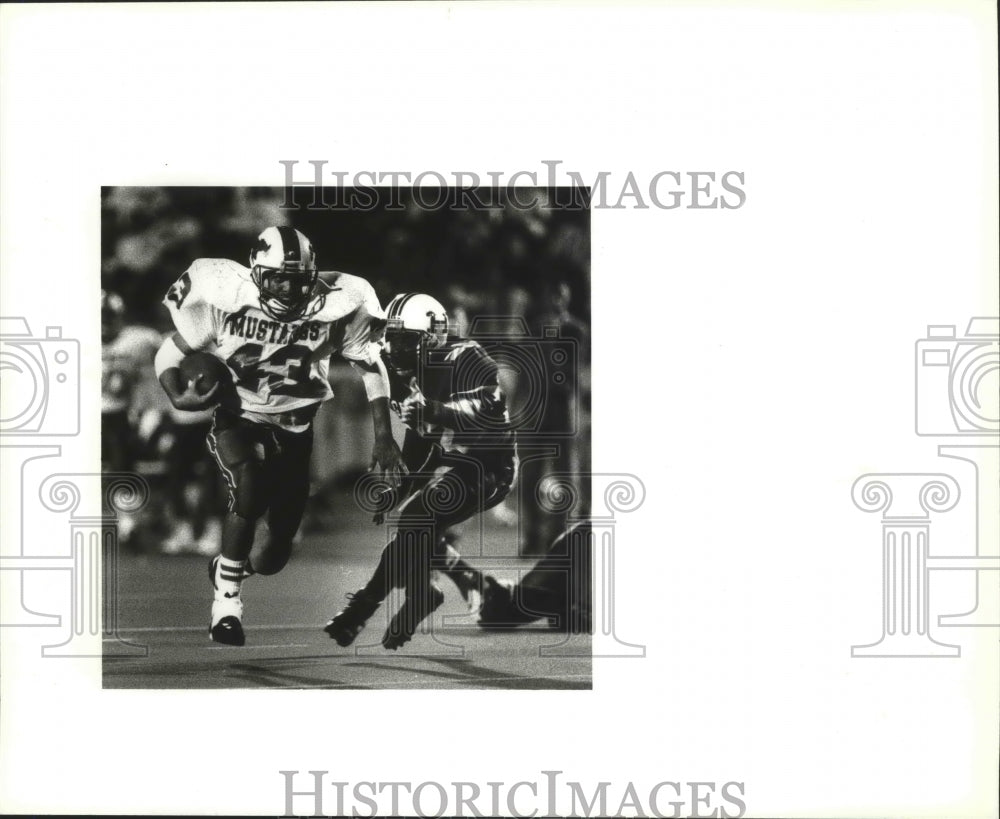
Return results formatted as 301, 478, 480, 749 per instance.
215, 557, 246, 599
442, 542, 461, 570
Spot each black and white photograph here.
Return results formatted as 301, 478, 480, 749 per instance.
1, 2, 997, 817
100, 186, 593, 688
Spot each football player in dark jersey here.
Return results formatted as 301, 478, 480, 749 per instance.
324, 293, 518, 650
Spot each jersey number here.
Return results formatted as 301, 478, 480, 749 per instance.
167, 272, 192, 308
226, 343, 316, 398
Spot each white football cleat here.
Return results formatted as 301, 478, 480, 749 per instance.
210, 594, 245, 646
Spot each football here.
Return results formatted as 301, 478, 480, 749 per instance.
178, 351, 234, 400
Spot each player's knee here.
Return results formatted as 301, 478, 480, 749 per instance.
232, 493, 267, 520
249, 545, 291, 575
248, 522, 295, 575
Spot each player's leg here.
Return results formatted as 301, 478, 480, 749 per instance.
205, 411, 270, 645
360, 469, 476, 600
324, 528, 407, 648
325, 459, 500, 649
520, 520, 592, 633
184, 421, 222, 555
382, 462, 500, 650
434, 529, 483, 613
325, 474, 454, 648
434, 457, 517, 614
250, 427, 313, 576
210, 440, 267, 562
479, 521, 593, 631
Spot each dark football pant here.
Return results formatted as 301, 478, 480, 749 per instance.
372, 453, 517, 597
206, 408, 313, 574
479, 522, 593, 633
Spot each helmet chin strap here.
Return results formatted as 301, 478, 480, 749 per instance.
258, 290, 325, 322
252, 263, 324, 322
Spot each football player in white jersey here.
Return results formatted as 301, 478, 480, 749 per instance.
154, 225, 405, 646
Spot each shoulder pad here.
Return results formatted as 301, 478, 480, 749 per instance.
186, 259, 255, 312
317, 271, 371, 297
314, 272, 380, 321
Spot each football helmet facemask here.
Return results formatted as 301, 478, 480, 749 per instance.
249, 226, 322, 321
383, 293, 450, 373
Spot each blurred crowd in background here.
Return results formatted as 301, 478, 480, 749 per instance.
101, 186, 590, 557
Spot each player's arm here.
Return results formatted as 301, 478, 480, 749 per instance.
340, 282, 407, 487
155, 332, 220, 411
371, 429, 440, 524
350, 356, 406, 488
393, 428, 439, 497
157, 264, 223, 411
401, 352, 509, 432
419, 384, 508, 431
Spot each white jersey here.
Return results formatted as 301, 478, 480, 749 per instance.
163, 258, 384, 429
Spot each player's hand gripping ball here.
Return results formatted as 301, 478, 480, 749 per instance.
178, 352, 236, 408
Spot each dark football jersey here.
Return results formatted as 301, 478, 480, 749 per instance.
384, 337, 516, 459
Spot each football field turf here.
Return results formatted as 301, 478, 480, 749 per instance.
103, 505, 592, 690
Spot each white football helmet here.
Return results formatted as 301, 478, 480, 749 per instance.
384, 293, 450, 372
249, 226, 320, 321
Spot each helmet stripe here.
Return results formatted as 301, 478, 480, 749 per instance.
389, 292, 417, 319
277, 225, 301, 263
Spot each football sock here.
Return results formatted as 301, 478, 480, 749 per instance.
221, 512, 256, 558
438, 542, 483, 584
216, 557, 246, 599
